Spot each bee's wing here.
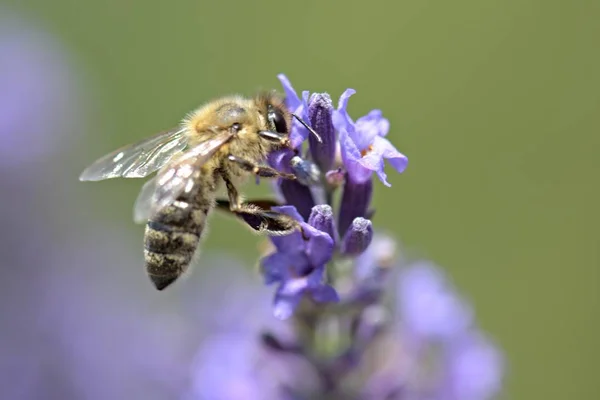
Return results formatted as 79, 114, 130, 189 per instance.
133, 176, 158, 223
133, 130, 234, 222
79, 128, 188, 181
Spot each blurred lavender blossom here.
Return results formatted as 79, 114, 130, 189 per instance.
0, 8, 205, 400
185, 74, 504, 399
0, 8, 84, 169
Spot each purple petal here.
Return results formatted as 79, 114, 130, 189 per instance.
271, 205, 305, 223
302, 90, 310, 105
279, 276, 310, 296
310, 284, 339, 303
333, 88, 356, 129
339, 126, 373, 184
358, 150, 388, 186
260, 252, 290, 284
269, 238, 305, 261
270, 232, 304, 255
273, 296, 300, 320
357, 136, 408, 186
356, 109, 389, 133
273, 279, 307, 320
277, 74, 302, 111
277, 74, 309, 148
375, 136, 408, 174
290, 252, 313, 277
305, 265, 325, 285
267, 148, 294, 173
289, 121, 309, 149
446, 334, 504, 400
294, 92, 310, 148
305, 234, 334, 267
353, 110, 388, 150
262, 251, 311, 279
268, 206, 306, 252
304, 225, 334, 267
304, 267, 339, 303
398, 263, 473, 341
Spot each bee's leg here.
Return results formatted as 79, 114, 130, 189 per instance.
224, 203, 300, 235
256, 131, 308, 158
220, 172, 280, 214
227, 154, 297, 180
250, 207, 303, 236
219, 171, 303, 236
216, 198, 280, 211
222, 172, 242, 210
257, 130, 290, 147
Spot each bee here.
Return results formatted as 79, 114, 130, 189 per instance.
80, 91, 321, 290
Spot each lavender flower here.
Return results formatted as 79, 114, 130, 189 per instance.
338, 177, 373, 238
268, 149, 315, 220
184, 74, 504, 399
260, 205, 338, 320
183, 263, 322, 400
307, 93, 336, 172
277, 74, 309, 148
340, 217, 373, 256
0, 8, 84, 169
398, 262, 473, 341
333, 90, 408, 186
443, 333, 505, 400
308, 204, 337, 243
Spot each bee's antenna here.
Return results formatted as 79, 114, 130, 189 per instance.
292, 113, 322, 143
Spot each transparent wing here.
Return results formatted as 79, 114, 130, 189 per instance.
132, 131, 234, 222
79, 128, 188, 181
133, 176, 158, 223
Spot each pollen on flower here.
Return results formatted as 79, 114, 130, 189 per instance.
360, 144, 374, 158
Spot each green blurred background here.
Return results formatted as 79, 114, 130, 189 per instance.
10, 0, 599, 398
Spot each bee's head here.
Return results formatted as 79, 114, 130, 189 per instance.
258, 91, 322, 146
257, 91, 291, 136
267, 103, 288, 134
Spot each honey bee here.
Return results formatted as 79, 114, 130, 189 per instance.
80, 91, 321, 290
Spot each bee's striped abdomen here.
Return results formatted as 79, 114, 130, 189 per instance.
144, 198, 211, 290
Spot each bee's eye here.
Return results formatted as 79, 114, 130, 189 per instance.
231, 123, 242, 133
271, 109, 287, 133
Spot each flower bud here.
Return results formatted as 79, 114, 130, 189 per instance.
308, 204, 337, 243
279, 179, 315, 221
338, 177, 373, 237
308, 93, 335, 172
341, 217, 373, 256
